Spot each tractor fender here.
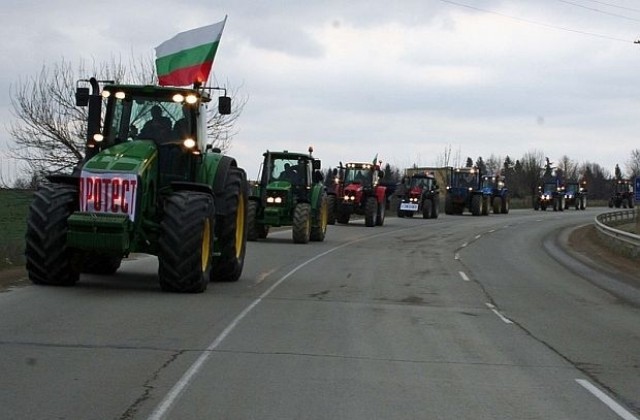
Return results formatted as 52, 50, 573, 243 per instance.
375, 185, 387, 204
310, 185, 324, 210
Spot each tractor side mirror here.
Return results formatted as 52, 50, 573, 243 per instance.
313, 160, 321, 170
76, 87, 90, 107
218, 96, 231, 115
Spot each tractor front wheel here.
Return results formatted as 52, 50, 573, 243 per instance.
292, 203, 311, 243
365, 197, 376, 227
25, 183, 80, 286
158, 191, 214, 293
375, 199, 385, 226
326, 194, 336, 225
422, 199, 432, 219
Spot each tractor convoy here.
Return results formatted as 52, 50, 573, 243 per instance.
22, 79, 631, 293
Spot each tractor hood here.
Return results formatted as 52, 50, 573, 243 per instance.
82, 140, 157, 175
344, 183, 364, 194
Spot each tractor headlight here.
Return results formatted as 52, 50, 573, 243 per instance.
183, 138, 196, 149
93, 133, 104, 143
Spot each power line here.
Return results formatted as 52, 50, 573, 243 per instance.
556, 0, 640, 22
438, 0, 634, 43
580, 0, 640, 14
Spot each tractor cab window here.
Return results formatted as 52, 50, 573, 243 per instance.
270, 157, 307, 185
565, 183, 578, 194
106, 95, 193, 144
452, 171, 478, 189
345, 167, 373, 186
543, 182, 558, 194
412, 177, 434, 190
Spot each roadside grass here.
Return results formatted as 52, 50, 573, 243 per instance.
0, 189, 33, 271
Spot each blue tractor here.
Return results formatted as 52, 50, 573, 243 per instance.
444, 167, 490, 216
534, 178, 565, 211
481, 174, 509, 214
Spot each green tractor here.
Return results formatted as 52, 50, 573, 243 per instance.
25, 77, 248, 293
247, 149, 328, 243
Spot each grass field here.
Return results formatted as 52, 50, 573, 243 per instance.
0, 189, 33, 270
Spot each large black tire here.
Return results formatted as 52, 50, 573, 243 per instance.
431, 198, 439, 219
493, 197, 501, 214
158, 191, 214, 293
212, 167, 248, 282
80, 254, 122, 275
336, 206, 350, 224
629, 198, 635, 209
482, 196, 490, 216
422, 199, 432, 219
501, 196, 510, 214
247, 200, 268, 241
580, 197, 586, 210
25, 183, 80, 286
310, 194, 328, 241
364, 196, 376, 227
471, 194, 482, 216
558, 197, 565, 212
375, 199, 385, 226
445, 195, 454, 215
326, 194, 336, 225
292, 203, 311, 243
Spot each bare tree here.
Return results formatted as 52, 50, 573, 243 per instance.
9, 55, 246, 177
520, 150, 545, 196
626, 149, 640, 179
557, 155, 578, 181
484, 154, 503, 176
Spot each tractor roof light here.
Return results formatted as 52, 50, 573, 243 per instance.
115, 91, 126, 99
101, 90, 111, 98
93, 133, 104, 143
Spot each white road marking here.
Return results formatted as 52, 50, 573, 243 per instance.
575, 379, 638, 420
485, 302, 514, 324
454, 253, 460, 260
461, 242, 468, 248
475, 234, 482, 239
459, 271, 470, 282
147, 226, 417, 420
488, 229, 495, 233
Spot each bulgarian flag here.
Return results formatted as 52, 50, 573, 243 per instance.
155, 16, 227, 87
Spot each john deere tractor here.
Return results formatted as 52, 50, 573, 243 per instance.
608, 179, 635, 208
25, 78, 248, 293
247, 149, 328, 243
481, 174, 509, 214
444, 167, 490, 216
397, 172, 440, 219
335, 161, 387, 227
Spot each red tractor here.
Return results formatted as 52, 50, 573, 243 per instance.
330, 161, 387, 227
397, 172, 440, 218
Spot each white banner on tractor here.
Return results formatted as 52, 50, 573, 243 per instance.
79, 171, 138, 221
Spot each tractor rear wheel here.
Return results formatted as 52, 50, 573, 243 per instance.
375, 199, 385, 226
431, 198, 439, 219
482, 196, 490, 215
501, 196, 510, 214
292, 203, 311, 243
158, 191, 214, 293
365, 196, 376, 227
247, 200, 269, 240
25, 183, 80, 286
310, 194, 328, 241
212, 167, 248, 282
326, 194, 336, 225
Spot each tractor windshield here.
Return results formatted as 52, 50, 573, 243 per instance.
106, 95, 195, 145
410, 177, 434, 190
269, 156, 308, 186
565, 183, 578, 194
543, 182, 558, 194
345, 167, 373, 186
451, 170, 478, 189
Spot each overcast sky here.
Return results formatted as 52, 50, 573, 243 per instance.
2, 0, 640, 181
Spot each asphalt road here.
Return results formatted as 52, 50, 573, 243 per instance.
0, 208, 638, 420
